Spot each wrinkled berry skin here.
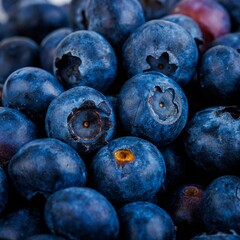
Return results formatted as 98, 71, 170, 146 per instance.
45, 187, 119, 240
192, 231, 240, 240
2, 67, 64, 124
201, 176, 240, 232
172, 0, 231, 43
0, 37, 39, 84
26, 235, 66, 240
118, 72, 188, 146
40, 28, 72, 74
8, 2, 68, 43
0, 168, 8, 216
90, 136, 166, 206
72, 0, 145, 49
0, 107, 38, 167
199, 46, 240, 105
210, 32, 240, 50
165, 184, 205, 239
8, 138, 87, 202
122, 20, 199, 86
54, 30, 117, 93
46, 86, 116, 155
139, 0, 180, 21
184, 106, 240, 176
0, 208, 47, 240
118, 201, 176, 240
162, 14, 203, 46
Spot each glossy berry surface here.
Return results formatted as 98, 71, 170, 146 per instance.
40, 28, 72, 74
184, 106, 240, 176
2, 67, 64, 123
8, 138, 87, 202
192, 231, 240, 240
54, 30, 117, 92
0, 107, 38, 167
118, 201, 176, 240
46, 86, 116, 155
45, 187, 119, 240
201, 175, 240, 232
90, 136, 166, 205
122, 19, 199, 86
118, 72, 188, 146
0, 37, 39, 84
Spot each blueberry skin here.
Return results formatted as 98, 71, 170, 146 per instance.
2, 67, 64, 123
8, 138, 87, 202
192, 231, 240, 240
162, 14, 203, 46
45, 86, 116, 155
199, 45, 240, 105
0, 208, 47, 240
118, 201, 176, 240
0, 37, 39, 84
26, 235, 66, 240
54, 30, 117, 93
72, 0, 145, 49
118, 72, 188, 146
90, 136, 166, 205
40, 28, 72, 74
201, 175, 240, 232
8, 1, 68, 43
139, 0, 180, 21
0, 167, 8, 216
184, 106, 240, 176
45, 187, 119, 240
209, 32, 240, 50
0, 107, 38, 167
159, 143, 187, 192
122, 20, 199, 87
69, 0, 88, 31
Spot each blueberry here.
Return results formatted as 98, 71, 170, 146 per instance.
54, 30, 117, 92
184, 106, 240, 176
7, 1, 68, 43
0, 107, 38, 167
70, 0, 145, 49
171, 0, 231, 44
45, 86, 116, 155
122, 19, 199, 86
0, 37, 39, 84
162, 14, 203, 47
0, 167, 8, 216
0, 208, 47, 240
26, 235, 66, 240
159, 143, 187, 192
118, 201, 176, 240
199, 45, 240, 105
118, 72, 188, 146
139, 0, 180, 21
192, 231, 240, 240
2, 67, 64, 124
40, 28, 72, 74
44, 187, 119, 240
201, 175, 240, 233
165, 184, 205, 239
8, 138, 87, 203
90, 136, 166, 206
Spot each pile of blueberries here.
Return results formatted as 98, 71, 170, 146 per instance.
0, 0, 240, 239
